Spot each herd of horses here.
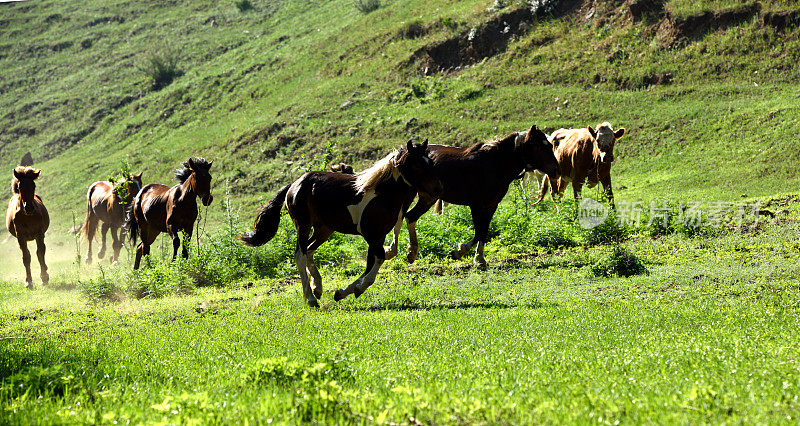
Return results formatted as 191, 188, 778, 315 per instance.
5, 122, 625, 305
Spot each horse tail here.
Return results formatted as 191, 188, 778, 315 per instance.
83, 185, 97, 242
125, 189, 142, 247
433, 199, 444, 215
240, 184, 290, 247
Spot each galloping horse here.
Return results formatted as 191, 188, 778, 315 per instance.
6, 167, 49, 289
84, 172, 143, 264
240, 140, 441, 307
384, 125, 560, 268
127, 158, 213, 269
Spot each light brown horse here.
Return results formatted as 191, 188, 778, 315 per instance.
84, 173, 143, 264
5, 167, 49, 289
127, 158, 213, 270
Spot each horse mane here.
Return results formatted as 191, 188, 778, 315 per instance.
465, 132, 519, 154
11, 166, 39, 194
354, 150, 400, 193
174, 157, 211, 183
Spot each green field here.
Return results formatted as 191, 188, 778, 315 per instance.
2, 0, 800, 423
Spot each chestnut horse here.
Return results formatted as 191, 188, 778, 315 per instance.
385, 125, 560, 268
240, 140, 441, 307
6, 167, 49, 289
127, 158, 213, 269
84, 172, 143, 264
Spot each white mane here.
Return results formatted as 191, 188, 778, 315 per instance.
354, 150, 400, 193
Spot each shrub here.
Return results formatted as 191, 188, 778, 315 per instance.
398, 20, 425, 39
353, 0, 380, 14
234, 0, 253, 12
583, 212, 629, 245
591, 246, 648, 277
79, 268, 120, 301
137, 45, 183, 90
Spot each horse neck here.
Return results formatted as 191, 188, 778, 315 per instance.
179, 174, 198, 203
11, 177, 20, 195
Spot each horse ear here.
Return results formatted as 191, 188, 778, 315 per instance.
614, 128, 626, 139
587, 126, 597, 139
32, 169, 41, 179
207, 160, 213, 169
406, 139, 414, 152
421, 138, 428, 149
188, 158, 197, 171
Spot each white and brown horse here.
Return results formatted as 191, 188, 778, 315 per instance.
127, 158, 213, 269
83, 172, 143, 264
534, 122, 625, 208
240, 140, 441, 307
385, 125, 560, 267
6, 167, 49, 289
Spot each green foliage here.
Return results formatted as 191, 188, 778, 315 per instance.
79, 267, 119, 301
397, 20, 425, 39
591, 246, 649, 277
136, 44, 183, 90
105, 160, 133, 205
353, 0, 380, 14
234, 0, 253, 12
583, 212, 630, 245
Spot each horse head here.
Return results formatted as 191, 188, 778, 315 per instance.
187, 158, 214, 206
331, 163, 355, 174
588, 122, 625, 164
518, 125, 560, 180
12, 167, 40, 215
397, 139, 442, 197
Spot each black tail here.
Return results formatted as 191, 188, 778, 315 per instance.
240, 184, 291, 247
83, 186, 97, 242
125, 198, 139, 247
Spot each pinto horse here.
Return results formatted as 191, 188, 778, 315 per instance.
127, 158, 213, 269
240, 140, 441, 307
6, 167, 49, 289
84, 172, 143, 264
384, 125, 560, 268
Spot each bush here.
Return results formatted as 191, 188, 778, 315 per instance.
398, 21, 425, 39
137, 45, 183, 90
79, 268, 120, 301
583, 212, 629, 245
234, 0, 253, 12
591, 246, 648, 278
353, 0, 380, 14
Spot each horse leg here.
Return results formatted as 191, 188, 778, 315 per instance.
294, 223, 318, 308
18, 239, 33, 289
384, 211, 403, 260
36, 234, 48, 286
134, 228, 155, 270
601, 175, 615, 209
533, 174, 550, 205
334, 242, 384, 301
353, 241, 385, 298
85, 214, 98, 265
471, 205, 496, 269
110, 225, 122, 264
306, 226, 333, 300
182, 226, 193, 259
97, 223, 110, 259
404, 194, 437, 263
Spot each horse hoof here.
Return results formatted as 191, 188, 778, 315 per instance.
313, 287, 323, 299
474, 260, 487, 270
384, 247, 397, 260
406, 247, 419, 263
85, 257, 92, 265
354, 287, 364, 298
24, 281, 34, 290
307, 298, 320, 308
333, 290, 345, 302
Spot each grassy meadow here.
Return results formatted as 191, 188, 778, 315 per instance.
2, 0, 800, 423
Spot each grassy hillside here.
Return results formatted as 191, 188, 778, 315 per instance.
3, 0, 800, 423
2, 0, 800, 230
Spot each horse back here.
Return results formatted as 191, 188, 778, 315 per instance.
134, 184, 172, 231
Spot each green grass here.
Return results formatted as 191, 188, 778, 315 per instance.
3, 0, 800, 423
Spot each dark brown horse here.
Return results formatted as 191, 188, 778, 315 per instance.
84, 173, 143, 264
240, 140, 441, 307
127, 158, 213, 269
330, 163, 354, 174
385, 125, 560, 268
6, 167, 49, 289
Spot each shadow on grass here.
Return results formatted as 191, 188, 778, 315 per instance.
339, 298, 557, 312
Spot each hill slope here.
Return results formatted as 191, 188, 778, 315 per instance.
2, 0, 800, 228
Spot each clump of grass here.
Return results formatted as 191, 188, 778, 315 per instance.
234, 0, 253, 12
583, 212, 629, 245
353, 0, 380, 14
591, 246, 648, 278
79, 267, 120, 301
137, 45, 183, 90
398, 20, 425, 39
455, 85, 484, 102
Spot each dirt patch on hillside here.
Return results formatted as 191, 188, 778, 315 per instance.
657, 2, 761, 46
762, 8, 800, 31
405, 1, 582, 75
